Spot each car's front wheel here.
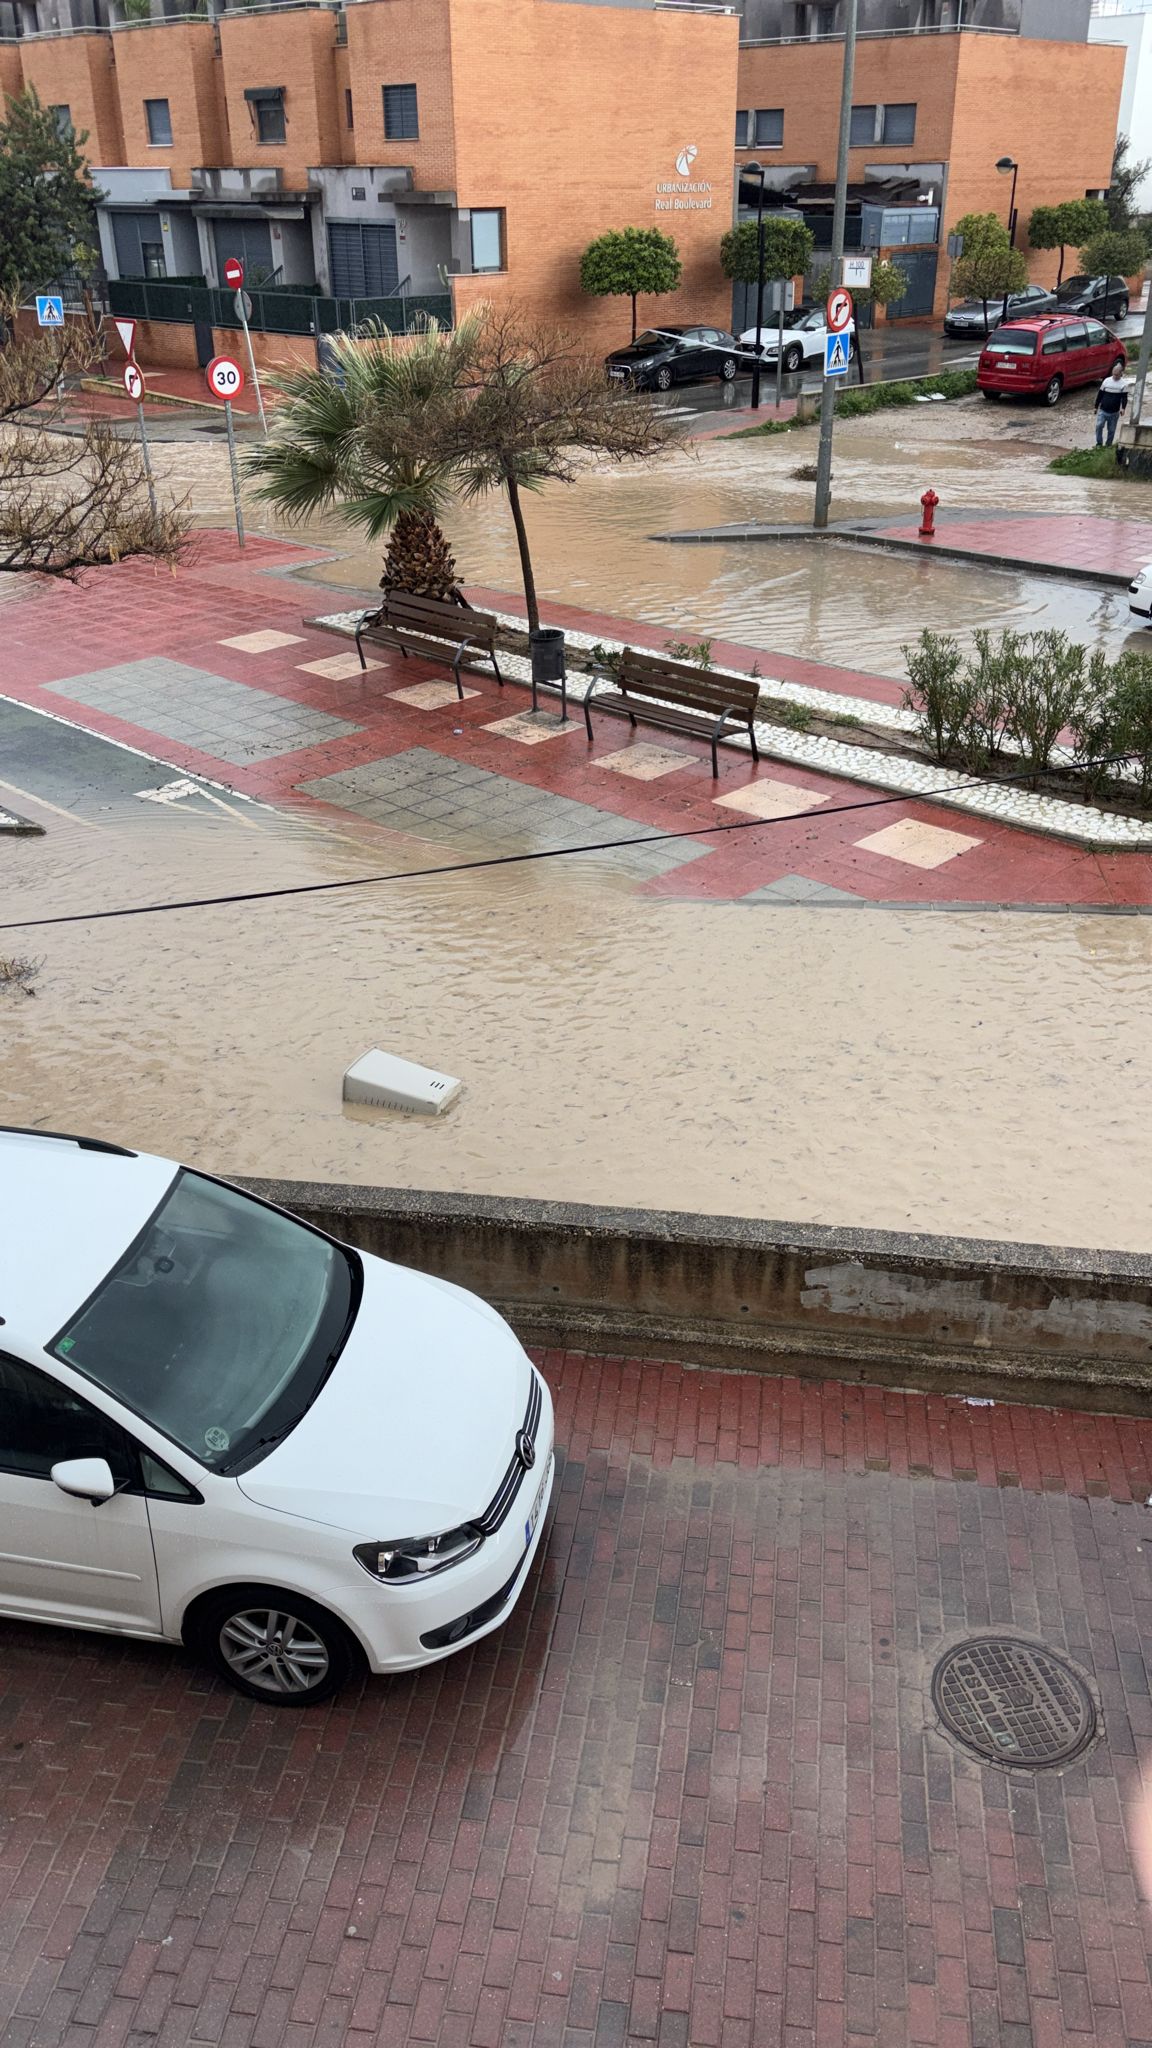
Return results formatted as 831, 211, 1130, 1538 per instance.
1043, 375, 1064, 407
191, 1587, 361, 1704
721, 356, 737, 381
655, 366, 673, 391
783, 343, 804, 373
1117, 299, 1130, 321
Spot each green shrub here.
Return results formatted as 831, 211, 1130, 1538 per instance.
902, 629, 968, 758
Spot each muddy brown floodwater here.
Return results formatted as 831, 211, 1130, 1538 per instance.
4, 806, 1152, 1250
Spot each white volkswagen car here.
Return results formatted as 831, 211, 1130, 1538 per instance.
1129, 562, 1152, 624
0, 1129, 554, 1704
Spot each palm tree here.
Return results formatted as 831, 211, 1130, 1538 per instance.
247, 316, 480, 599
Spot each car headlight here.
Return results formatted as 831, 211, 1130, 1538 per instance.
1133, 570, 1148, 587
354, 1526, 482, 1582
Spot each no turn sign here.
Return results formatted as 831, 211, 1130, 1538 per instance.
206, 354, 245, 401
826, 288, 854, 333
122, 361, 144, 401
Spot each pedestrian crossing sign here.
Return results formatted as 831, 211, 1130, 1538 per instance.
824, 330, 850, 378
35, 295, 64, 328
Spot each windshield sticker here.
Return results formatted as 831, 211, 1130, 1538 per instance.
204, 1426, 230, 1454
58, 1337, 76, 1353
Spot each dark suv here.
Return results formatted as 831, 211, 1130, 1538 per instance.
605, 326, 740, 392
1054, 274, 1131, 321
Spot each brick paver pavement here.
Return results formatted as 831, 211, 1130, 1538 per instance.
4, 1353, 1152, 2048
875, 512, 1152, 586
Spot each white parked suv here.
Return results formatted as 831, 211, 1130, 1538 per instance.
1129, 563, 1152, 624
0, 1129, 554, 1704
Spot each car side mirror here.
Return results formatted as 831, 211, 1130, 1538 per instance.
51, 1456, 117, 1503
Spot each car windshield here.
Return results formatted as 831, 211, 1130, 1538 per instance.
984, 328, 1037, 355
51, 1171, 358, 1472
1056, 277, 1091, 299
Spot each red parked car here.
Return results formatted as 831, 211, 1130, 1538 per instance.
977, 313, 1126, 407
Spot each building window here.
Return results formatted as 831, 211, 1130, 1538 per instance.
345, 87, 354, 130
49, 104, 72, 139
470, 209, 504, 274
735, 110, 750, 149
881, 102, 916, 145
383, 84, 418, 141
245, 87, 286, 146
141, 242, 166, 279
851, 103, 916, 147
754, 109, 784, 148
145, 98, 172, 146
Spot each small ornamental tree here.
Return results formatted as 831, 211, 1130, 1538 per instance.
0, 89, 101, 300
948, 212, 1028, 328
579, 228, 682, 343
720, 215, 814, 302
1078, 227, 1148, 281
1106, 132, 1151, 233
1027, 199, 1108, 284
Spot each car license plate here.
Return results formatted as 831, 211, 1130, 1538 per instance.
525, 1454, 552, 1548
609, 369, 625, 381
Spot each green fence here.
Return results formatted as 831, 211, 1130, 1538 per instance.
108, 278, 453, 338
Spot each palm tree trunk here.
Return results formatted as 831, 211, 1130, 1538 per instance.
504, 471, 540, 635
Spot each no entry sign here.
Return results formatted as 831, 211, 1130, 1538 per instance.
222, 257, 244, 290
205, 354, 245, 401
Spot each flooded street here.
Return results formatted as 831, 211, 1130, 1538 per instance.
4, 805, 1152, 1249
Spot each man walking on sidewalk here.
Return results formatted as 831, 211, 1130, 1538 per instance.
1095, 367, 1129, 447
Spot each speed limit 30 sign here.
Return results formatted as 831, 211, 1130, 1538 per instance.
205, 354, 245, 401
826, 288, 854, 333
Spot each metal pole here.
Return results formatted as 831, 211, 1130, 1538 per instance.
813, 0, 858, 530
224, 399, 246, 550
1132, 278, 1152, 428
1007, 163, 1019, 246
135, 399, 158, 521
237, 293, 268, 435
751, 165, 766, 411
776, 291, 784, 409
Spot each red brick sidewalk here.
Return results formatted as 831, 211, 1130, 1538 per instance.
3, 1353, 1152, 2048
875, 513, 1152, 585
4, 533, 1152, 907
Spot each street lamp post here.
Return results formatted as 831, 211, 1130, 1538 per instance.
996, 155, 1019, 245
747, 159, 767, 412
996, 155, 1020, 324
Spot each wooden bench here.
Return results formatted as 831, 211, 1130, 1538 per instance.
356, 592, 504, 699
583, 646, 760, 778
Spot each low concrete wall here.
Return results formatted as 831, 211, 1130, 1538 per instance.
242, 1181, 1152, 1412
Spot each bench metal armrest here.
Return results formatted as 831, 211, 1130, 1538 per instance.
582, 666, 617, 742
451, 636, 480, 700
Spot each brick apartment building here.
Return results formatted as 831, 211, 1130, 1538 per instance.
0, 0, 1128, 364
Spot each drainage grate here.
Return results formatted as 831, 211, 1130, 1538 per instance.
931, 1637, 1097, 1768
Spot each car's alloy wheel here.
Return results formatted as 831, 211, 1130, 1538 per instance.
783, 344, 803, 372
721, 356, 737, 380
655, 366, 672, 391
1044, 375, 1063, 407
1118, 300, 1130, 321
198, 1590, 357, 1704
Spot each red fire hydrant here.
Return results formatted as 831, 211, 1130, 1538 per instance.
919, 488, 939, 538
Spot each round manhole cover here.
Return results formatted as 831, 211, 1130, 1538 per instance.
932, 1637, 1097, 1768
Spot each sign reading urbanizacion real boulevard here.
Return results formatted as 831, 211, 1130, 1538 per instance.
656, 143, 713, 212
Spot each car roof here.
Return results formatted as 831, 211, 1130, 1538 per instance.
990, 313, 1106, 333
0, 1130, 178, 1353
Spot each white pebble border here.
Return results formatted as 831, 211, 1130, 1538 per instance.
312, 609, 1152, 849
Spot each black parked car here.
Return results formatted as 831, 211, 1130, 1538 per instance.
605, 325, 740, 392
1054, 273, 1131, 321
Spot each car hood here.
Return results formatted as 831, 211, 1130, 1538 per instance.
236, 1256, 532, 1536
606, 345, 665, 363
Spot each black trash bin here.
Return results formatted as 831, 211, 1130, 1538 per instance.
529, 627, 567, 718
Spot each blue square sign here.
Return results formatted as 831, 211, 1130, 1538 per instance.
35, 295, 64, 328
824, 331, 851, 378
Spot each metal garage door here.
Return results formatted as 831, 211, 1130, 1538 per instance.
886, 251, 939, 320
327, 222, 399, 299
211, 219, 274, 284
112, 211, 165, 280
